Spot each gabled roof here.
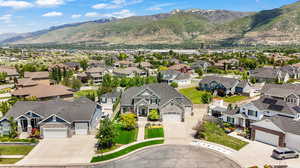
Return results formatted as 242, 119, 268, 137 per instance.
252, 116, 300, 135
24, 71, 49, 80
121, 83, 192, 107
261, 83, 300, 97
250, 96, 299, 116
3, 97, 98, 123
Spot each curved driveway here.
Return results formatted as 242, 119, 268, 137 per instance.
95, 145, 241, 168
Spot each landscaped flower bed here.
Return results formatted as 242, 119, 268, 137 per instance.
145, 123, 164, 139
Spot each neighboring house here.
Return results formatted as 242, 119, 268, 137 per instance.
214, 59, 239, 70
199, 76, 249, 96
16, 78, 38, 88
191, 60, 211, 72
100, 91, 121, 116
139, 62, 152, 69
115, 60, 132, 68
0, 97, 102, 138
12, 84, 74, 100
113, 67, 146, 77
260, 83, 300, 106
251, 116, 300, 151
160, 70, 192, 86
250, 67, 290, 83
280, 65, 300, 79
168, 64, 192, 73
0, 66, 19, 80
85, 67, 109, 84
209, 95, 300, 129
24, 71, 50, 85
120, 83, 193, 122
63, 62, 80, 71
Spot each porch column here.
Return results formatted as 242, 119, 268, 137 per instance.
17, 119, 22, 134
27, 119, 32, 134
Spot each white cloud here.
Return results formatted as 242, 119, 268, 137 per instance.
36, 0, 64, 7
71, 14, 81, 19
85, 9, 135, 19
0, 0, 33, 9
147, 3, 175, 11
42, 11, 63, 17
92, 0, 142, 9
0, 14, 12, 23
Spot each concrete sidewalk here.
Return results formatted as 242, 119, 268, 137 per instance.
0, 155, 24, 159
137, 118, 147, 141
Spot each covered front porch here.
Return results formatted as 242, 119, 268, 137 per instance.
16, 113, 42, 136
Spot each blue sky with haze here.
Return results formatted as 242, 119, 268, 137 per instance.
0, 0, 298, 33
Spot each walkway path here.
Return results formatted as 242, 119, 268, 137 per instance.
137, 117, 147, 141
0, 155, 24, 159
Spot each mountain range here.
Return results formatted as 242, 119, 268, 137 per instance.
2, 1, 300, 47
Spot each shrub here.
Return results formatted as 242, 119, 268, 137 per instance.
170, 82, 178, 88
119, 113, 137, 130
148, 109, 160, 121
96, 118, 117, 150
201, 92, 212, 104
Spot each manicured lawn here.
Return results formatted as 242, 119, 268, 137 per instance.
220, 95, 249, 103
145, 128, 164, 139
0, 145, 35, 155
201, 122, 248, 151
0, 158, 22, 164
114, 125, 138, 145
179, 87, 208, 104
74, 90, 97, 98
96, 144, 122, 154
91, 140, 164, 162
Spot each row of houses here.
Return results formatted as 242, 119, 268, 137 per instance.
208, 83, 300, 151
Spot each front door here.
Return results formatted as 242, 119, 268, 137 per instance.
139, 107, 147, 117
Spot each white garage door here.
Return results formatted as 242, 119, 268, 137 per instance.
286, 133, 300, 152
75, 123, 88, 135
255, 130, 279, 146
162, 112, 181, 122
43, 128, 68, 138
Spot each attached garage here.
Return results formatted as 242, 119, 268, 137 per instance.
43, 128, 68, 138
162, 112, 181, 122
75, 123, 88, 135
286, 133, 300, 152
255, 130, 279, 146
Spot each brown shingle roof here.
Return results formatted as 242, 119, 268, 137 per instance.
12, 84, 74, 99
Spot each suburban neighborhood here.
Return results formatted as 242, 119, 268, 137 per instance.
0, 47, 298, 168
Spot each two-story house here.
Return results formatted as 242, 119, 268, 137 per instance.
100, 91, 121, 116
250, 67, 290, 83
85, 67, 109, 84
113, 67, 146, 78
191, 60, 211, 72
120, 83, 192, 122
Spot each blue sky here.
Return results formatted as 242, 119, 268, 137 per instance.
0, 0, 298, 34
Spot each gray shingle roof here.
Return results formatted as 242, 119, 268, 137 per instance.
261, 83, 300, 96
251, 96, 299, 116
253, 116, 300, 135
121, 83, 192, 107
3, 97, 97, 123
200, 76, 239, 89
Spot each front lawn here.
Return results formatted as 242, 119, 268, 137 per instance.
179, 87, 208, 104
114, 125, 138, 145
0, 145, 35, 155
0, 158, 22, 164
221, 95, 249, 103
145, 127, 164, 139
91, 140, 164, 162
200, 122, 248, 151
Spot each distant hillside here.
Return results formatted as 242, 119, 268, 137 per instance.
5, 1, 300, 47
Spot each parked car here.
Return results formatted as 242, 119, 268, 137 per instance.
272, 148, 299, 160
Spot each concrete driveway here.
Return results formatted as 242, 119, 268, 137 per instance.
163, 104, 208, 144
96, 145, 241, 168
230, 135, 300, 168
17, 135, 97, 165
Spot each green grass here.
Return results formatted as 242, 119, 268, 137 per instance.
179, 87, 208, 104
96, 144, 122, 154
74, 90, 97, 98
115, 125, 138, 145
91, 140, 164, 162
145, 128, 164, 139
201, 122, 248, 151
0, 158, 22, 164
220, 95, 249, 103
0, 145, 35, 155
